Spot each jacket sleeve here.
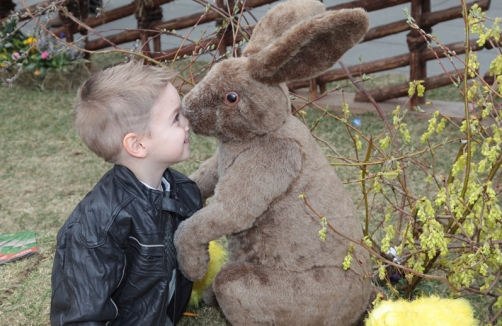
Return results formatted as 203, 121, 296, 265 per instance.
51, 219, 126, 326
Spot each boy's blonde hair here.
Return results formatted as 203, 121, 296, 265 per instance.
74, 60, 178, 163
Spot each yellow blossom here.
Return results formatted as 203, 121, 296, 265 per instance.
379, 135, 391, 150
34, 70, 41, 76
342, 253, 353, 270
408, 80, 425, 97
23, 37, 37, 45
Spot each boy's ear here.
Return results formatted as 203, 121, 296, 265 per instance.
123, 133, 147, 158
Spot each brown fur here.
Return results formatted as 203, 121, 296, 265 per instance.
174, 0, 371, 324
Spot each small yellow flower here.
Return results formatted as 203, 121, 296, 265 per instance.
34, 70, 41, 76
24, 37, 37, 45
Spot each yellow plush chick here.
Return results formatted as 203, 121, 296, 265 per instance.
189, 240, 227, 307
365, 296, 478, 326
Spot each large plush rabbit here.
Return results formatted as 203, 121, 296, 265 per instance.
174, 0, 372, 324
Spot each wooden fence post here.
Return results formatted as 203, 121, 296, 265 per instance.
215, 0, 228, 58
135, 0, 163, 57
230, 0, 242, 58
58, 0, 90, 63
407, 0, 430, 107
309, 78, 319, 101
0, 0, 16, 20
59, 0, 89, 43
215, 0, 239, 58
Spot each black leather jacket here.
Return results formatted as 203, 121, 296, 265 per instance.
51, 165, 202, 325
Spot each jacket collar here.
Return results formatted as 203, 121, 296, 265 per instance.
112, 164, 175, 207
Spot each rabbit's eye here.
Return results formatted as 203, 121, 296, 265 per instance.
225, 92, 239, 104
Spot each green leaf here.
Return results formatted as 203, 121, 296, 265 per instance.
25, 63, 36, 70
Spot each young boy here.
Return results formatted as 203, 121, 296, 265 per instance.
50, 60, 202, 325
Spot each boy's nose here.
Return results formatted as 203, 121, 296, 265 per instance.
181, 114, 190, 131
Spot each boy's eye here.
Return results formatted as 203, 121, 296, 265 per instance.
174, 113, 180, 122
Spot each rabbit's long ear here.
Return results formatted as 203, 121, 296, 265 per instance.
248, 8, 369, 84
243, 0, 326, 57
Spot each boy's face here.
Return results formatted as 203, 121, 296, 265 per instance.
143, 83, 191, 167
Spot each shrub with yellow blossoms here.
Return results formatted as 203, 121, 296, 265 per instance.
301, 4, 502, 325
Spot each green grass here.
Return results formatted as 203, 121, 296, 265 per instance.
0, 57, 485, 325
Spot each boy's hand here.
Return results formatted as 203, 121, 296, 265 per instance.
174, 219, 209, 281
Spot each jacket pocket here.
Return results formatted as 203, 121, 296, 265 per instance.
126, 236, 168, 275
112, 236, 172, 324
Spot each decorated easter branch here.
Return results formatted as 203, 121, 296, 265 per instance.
292, 2, 502, 323
299, 193, 464, 290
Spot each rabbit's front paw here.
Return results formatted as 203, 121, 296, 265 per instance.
174, 221, 209, 281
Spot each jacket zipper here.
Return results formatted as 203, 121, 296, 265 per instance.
157, 209, 177, 326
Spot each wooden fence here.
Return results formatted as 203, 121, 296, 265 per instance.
291, 0, 494, 107
1, 0, 495, 106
